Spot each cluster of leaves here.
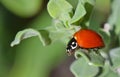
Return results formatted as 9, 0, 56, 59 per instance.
10, 0, 120, 77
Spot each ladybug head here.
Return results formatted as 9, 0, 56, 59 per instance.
66, 38, 78, 55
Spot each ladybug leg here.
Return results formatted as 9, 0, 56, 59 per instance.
81, 48, 91, 60
76, 46, 80, 50
93, 48, 99, 52
80, 48, 89, 54
92, 48, 102, 55
80, 47, 87, 53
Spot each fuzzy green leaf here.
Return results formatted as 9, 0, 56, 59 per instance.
89, 0, 110, 31
47, 0, 73, 21
69, 0, 95, 24
108, 0, 120, 34
45, 20, 78, 43
11, 28, 51, 47
70, 58, 98, 77
110, 47, 120, 69
89, 51, 105, 67
74, 50, 90, 63
114, 0, 120, 34
70, 0, 86, 24
99, 30, 110, 49
99, 62, 119, 77
75, 50, 105, 67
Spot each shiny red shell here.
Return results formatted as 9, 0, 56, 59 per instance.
74, 29, 104, 49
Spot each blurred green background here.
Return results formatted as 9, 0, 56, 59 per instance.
1, 0, 120, 77
0, 0, 75, 77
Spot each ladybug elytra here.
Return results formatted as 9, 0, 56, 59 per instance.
66, 29, 105, 55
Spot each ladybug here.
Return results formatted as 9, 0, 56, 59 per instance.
66, 29, 105, 55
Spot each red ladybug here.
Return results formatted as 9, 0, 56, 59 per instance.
66, 29, 105, 55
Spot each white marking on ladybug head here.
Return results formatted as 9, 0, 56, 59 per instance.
71, 42, 77, 49
72, 41, 75, 44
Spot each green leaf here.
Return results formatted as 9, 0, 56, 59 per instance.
89, 0, 110, 31
109, 47, 120, 69
74, 50, 90, 62
116, 14, 120, 34
11, 28, 51, 47
69, 0, 95, 25
115, 0, 120, 34
75, 50, 105, 67
99, 62, 119, 77
45, 20, 77, 43
107, 0, 120, 34
70, 58, 98, 77
70, 0, 86, 24
47, 0, 73, 21
1, 0, 43, 17
84, 0, 95, 5
89, 51, 105, 67
99, 29, 110, 49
